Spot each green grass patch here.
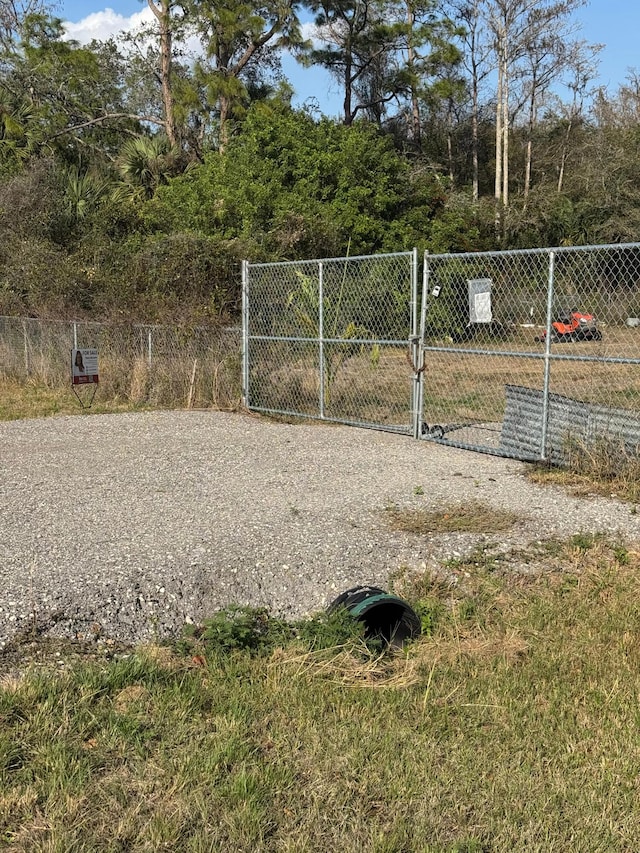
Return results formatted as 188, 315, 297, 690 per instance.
178, 604, 366, 657
3, 537, 640, 850
0, 379, 150, 421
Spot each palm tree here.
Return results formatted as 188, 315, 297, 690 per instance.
65, 165, 110, 220
113, 133, 181, 202
0, 98, 36, 168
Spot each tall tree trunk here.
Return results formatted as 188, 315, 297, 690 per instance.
219, 94, 231, 153
471, 60, 479, 202
502, 48, 509, 208
447, 99, 454, 183
523, 86, 537, 204
343, 48, 354, 125
557, 115, 573, 194
406, 3, 421, 146
148, 0, 177, 147
494, 52, 503, 231
451, 0, 490, 203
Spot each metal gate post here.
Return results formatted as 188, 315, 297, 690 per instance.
318, 261, 325, 419
410, 247, 422, 439
415, 249, 430, 440
540, 250, 555, 460
241, 259, 249, 408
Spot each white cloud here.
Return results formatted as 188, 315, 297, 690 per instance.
299, 20, 327, 49
62, 7, 153, 45
59, 6, 341, 114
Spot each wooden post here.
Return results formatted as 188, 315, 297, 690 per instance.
22, 320, 30, 377
187, 358, 198, 408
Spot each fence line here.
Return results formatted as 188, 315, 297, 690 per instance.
5, 239, 640, 465
422, 243, 640, 460
0, 317, 242, 410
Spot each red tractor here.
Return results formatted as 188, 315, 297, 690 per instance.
534, 311, 602, 343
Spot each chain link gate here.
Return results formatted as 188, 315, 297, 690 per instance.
243, 243, 640, 464
421, 243, 640, 462
242, 251, 422, 435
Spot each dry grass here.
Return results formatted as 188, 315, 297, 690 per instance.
128, 357, 150, 404
0, 378, 148, 420
0, 351, 242, 422
527, 436, 640, 504
385, 499, 524, 535
422, 343, 640, 424
4, 327, 638, 436
267, 643, 423, 689
253, 331, 640, 434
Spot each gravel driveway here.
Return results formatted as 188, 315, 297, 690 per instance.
1, 410, 639, 649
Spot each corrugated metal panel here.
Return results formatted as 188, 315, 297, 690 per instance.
501, 385, 640, 463
587, 406, 640, 451
545, 390, 589, 464
501, 385, 544, 458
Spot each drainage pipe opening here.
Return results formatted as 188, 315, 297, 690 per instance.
328, 585, 421, 649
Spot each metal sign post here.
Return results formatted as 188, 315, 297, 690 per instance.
71, 348, 99, 408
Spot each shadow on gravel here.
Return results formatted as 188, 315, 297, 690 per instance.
0, 636, 135, 680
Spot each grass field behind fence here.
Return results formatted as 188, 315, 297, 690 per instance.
0, 354, 243, 420
249, 330, 640, 430
2, 317, 639, 429
0, 318, 243, 418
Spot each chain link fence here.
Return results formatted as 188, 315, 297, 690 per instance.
422, 244, 640, 461
0, 317, 242, 410
242, 252, 420, 434
5, 242, 640, 463
244, 244, 640, 463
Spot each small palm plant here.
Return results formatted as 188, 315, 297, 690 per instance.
0, 99, 37, 168
113, 133, 182, 202
286, 267, 376, 406
64, 165, 110, 221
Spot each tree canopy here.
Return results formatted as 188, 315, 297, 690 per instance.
0, 0, 636, 321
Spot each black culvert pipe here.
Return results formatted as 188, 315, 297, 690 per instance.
328, 585, 421, 648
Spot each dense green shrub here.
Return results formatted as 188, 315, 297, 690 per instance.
145, 104, 446, 259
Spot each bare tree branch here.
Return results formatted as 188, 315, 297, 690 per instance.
45, 112, 165, 141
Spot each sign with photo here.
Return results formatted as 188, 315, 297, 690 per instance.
71, 348, 99, 385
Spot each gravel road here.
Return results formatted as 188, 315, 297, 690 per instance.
1, 410, 639, 649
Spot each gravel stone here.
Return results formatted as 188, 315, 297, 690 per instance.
1, 409, 639, 648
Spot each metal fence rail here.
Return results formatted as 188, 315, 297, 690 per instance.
0, 317, 241, 409
244, 243, 640, 463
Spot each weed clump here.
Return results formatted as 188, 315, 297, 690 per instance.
529, 434, 640, 503
177, 604, 366, 659
385, 500, 523, 535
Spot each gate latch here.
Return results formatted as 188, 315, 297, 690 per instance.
407, 337, 425, 376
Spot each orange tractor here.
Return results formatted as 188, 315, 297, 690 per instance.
534, 311, 602, 343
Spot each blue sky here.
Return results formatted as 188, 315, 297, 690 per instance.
55, 0, 640, 115
56, 0, 343, 114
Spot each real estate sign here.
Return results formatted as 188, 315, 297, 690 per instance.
71, 348, 99, 386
